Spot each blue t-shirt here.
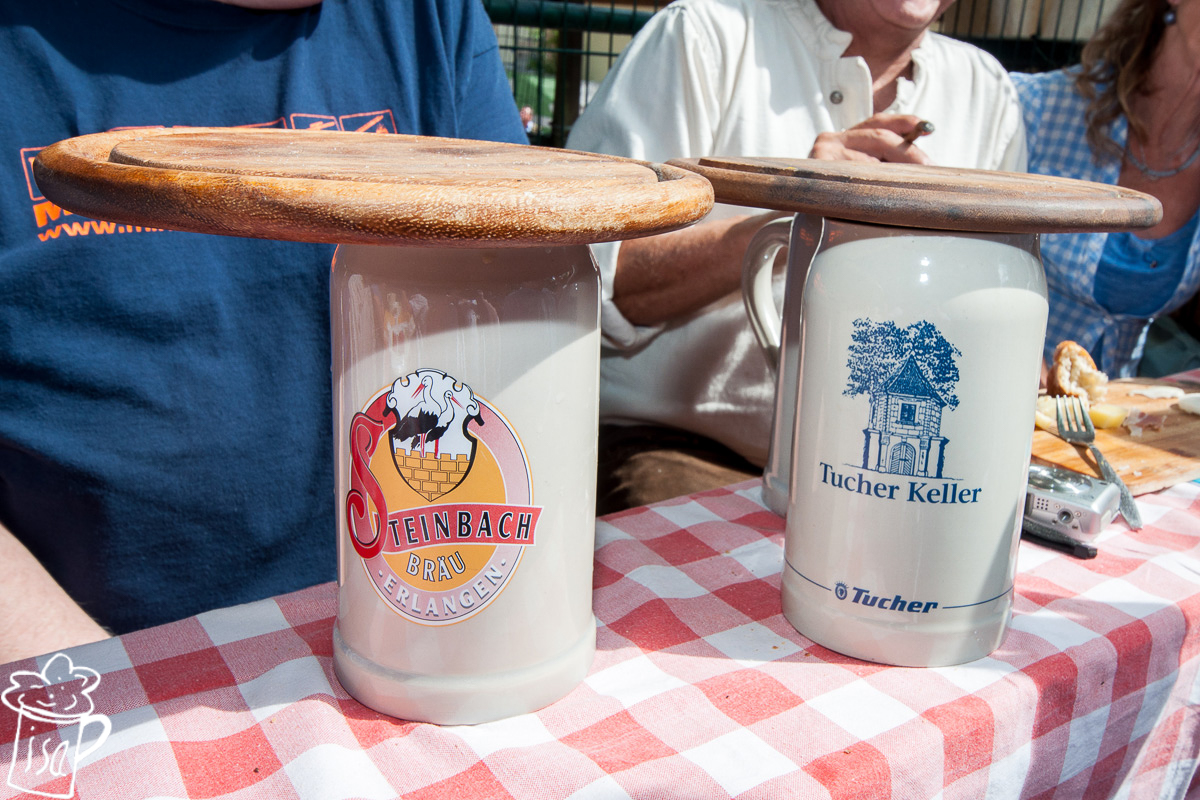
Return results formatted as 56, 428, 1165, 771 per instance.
0, 0, 526, 633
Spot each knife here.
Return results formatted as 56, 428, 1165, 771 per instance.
1088, 443, 1142, 529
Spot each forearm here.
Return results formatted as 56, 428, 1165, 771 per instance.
612, 211, 786, 326
0, 524, 109, 663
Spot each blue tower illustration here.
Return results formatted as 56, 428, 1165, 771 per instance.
844, 318, 961, 478
862, 356, 948, 477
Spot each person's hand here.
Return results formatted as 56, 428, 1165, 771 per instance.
809, 114, 934, 164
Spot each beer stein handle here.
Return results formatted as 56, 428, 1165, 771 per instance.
741, 214, 823, 370
742, 213, 824, 518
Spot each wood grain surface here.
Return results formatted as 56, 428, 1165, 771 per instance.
1031, 377, 1200, 496
32, 128, 714, 246
669, 156, 1163, 233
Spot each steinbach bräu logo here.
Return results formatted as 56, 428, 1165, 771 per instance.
345, 368, 541, 625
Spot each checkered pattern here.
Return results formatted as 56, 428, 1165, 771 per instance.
2, 481, 1198, 800
1011, 68, 1200, 378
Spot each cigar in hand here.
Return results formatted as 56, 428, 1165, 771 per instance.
901, 120, 935, 145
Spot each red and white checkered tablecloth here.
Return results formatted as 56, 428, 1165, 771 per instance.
2, 481, 1198, 800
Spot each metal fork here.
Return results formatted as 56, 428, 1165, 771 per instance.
1055, 395, 1142, 530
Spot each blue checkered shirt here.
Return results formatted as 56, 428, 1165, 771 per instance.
1012, 69, 1200, 377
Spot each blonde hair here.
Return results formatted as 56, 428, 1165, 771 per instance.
1074, 0, 1170, 161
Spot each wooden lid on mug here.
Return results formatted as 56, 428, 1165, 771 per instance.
32, 128, 714, 246
670, 156, 1162, 233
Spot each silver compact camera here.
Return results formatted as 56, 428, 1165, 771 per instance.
1024, 463, 1120, 541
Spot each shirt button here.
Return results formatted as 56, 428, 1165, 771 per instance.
829, 90, 844, 104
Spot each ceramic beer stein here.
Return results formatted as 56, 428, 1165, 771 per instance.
33, 128, 713, 721
330, 241, 602, 722
675, 156, 1160, 666
749, 217, 1048, 666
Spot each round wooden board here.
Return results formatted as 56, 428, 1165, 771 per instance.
670, 156, 1162, 233
32, 128, 714, 247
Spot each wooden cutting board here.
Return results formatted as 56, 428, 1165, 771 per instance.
1031, 377, 1200, 495
32, 128, 714, 246
670, 156, 1162, 232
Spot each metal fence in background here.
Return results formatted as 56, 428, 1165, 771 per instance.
485, 0, 665, 147
485, 0, 1122, 148
940, 0, 1121, 70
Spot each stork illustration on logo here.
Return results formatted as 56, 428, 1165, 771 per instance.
346, 367, 542, 625
387, 370, 483, 501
